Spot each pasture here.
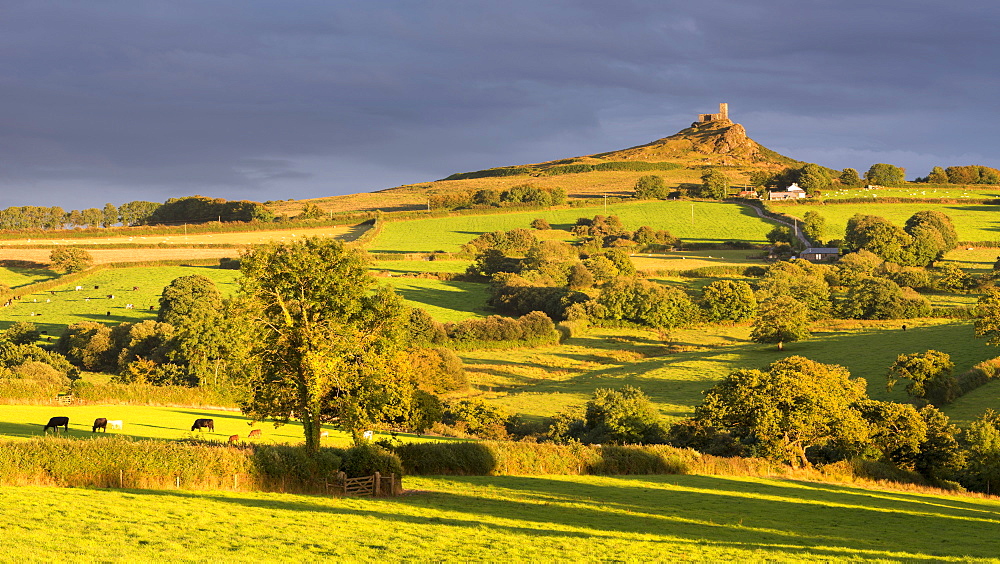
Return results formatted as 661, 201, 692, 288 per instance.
4, 474, 999, 561
776, 202, 1000, 242
0, 404, 439, 447
369, 200, 777, 253
821, 185, 1000, 200
464, 320, 998, 424
0, 265, 240, 336
0, 224, 362, 246
378, 278, 491, 322
0, 247, 240, 265
631, 248, 764, 273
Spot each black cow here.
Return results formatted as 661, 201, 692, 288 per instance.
191, 418, 215, 432
44, 416, 69, 432
92, 417, 108, 433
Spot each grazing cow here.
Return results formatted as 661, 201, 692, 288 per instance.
107, 294, 114, 299
248, 429, 262, 438
228, 434, 239, 443
132, 286, 139, 291
108, 420, 123, 430
75, 286, 82, 291
363, 430, 373, 440
44, 416, 69, 432
191, 418, 214, 432
320, 431, 329, 438
125, 304, 133, 310
94, 285, 99, 290
93, 417, 108, 432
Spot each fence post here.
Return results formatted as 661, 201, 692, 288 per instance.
374, 472, 381, 497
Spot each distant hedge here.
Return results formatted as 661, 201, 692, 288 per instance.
0, 438, 400, 494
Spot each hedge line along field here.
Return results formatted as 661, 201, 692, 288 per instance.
465, 321, 996, 423
0, 404, 442, 447
379, 278, 491, 322
4, 474, 999, 561
369, 200, 777, 253
776, 201, 1000, 242
0, 265, 240, 336
0, 223, 362, 246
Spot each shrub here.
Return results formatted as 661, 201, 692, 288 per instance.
339, 444, 403, 478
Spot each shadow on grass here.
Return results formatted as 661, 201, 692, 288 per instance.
114, 472, 1000, 559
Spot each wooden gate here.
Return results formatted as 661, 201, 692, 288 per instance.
327, 471, 401, 497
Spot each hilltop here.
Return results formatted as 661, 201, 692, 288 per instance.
266, 104, 802, 217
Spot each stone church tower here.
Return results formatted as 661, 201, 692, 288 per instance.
698, 103, 730, 123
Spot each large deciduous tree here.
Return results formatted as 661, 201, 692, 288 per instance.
699, 168, 729, 199
886, 350, 956, 404
865, 163, 906, 186
701, 280, 757, 323
695, 356, 869, 467
158, 275, 227, 386
750, 296, 810, 350
237, 238, 413, 452
49, 247, 93, 273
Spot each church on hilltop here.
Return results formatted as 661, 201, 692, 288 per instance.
698, 103, 730, 124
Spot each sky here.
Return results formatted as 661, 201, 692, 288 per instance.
1, 1, 999, 209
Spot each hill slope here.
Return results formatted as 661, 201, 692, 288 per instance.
268, 108, 800, 216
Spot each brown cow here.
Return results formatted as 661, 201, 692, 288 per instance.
248, 429, 262, 439
92, 418, 108, 432
228, 434, 239, 443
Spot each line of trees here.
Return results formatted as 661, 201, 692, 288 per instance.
0, 195, 273, 231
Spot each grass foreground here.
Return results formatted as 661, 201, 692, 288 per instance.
4, 474, 998, 561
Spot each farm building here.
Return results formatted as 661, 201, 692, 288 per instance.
798, 247, 840, 262
768, 183, 807, 201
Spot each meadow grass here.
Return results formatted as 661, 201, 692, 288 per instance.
631, 248, 764, 273
462, 321, 997, 424
0, 265, 59, 288
0, 265, 241, 337
821, 185, 1000, 200
941, 246, 1000, 273
371, 258, 472, 275
0, 224, 361, 246
3, 474, 999, 561
369, 200, 776, 253
0, 404, 444, 448
378, 278, 491, 322
776, 202, 1000, 242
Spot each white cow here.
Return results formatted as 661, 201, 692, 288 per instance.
107, 420, 123, 430
363, 430, 374, 440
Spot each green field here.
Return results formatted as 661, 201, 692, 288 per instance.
4, 474, 998, 560
464, 321, 999, 424
379, 278, 491, 321
0, 265, 60, 289
821, 185, 1000, 200
370, 200, 777, 253
371, 258, 472, 275
0, 265, 241, 337
0, 404, 446, 447
941, 247, 1000, 273
778, 202, 1000, 242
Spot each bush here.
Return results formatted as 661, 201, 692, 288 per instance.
530, 218, 551, 230
339, 444, 403, 478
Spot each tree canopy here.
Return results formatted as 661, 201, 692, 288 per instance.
695, 356, 869, 467
237, 237, 413, 451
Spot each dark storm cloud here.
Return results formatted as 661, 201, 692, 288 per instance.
0, 1, 998, 208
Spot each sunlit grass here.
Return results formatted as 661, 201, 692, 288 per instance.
370, 200, 777, 253
379, 278, 491, 322
463, 321, 998, 423
779, 202, 1000, 242
4, 474, 999, 561
0, 265, 240, 337
0, 404, 444, 447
